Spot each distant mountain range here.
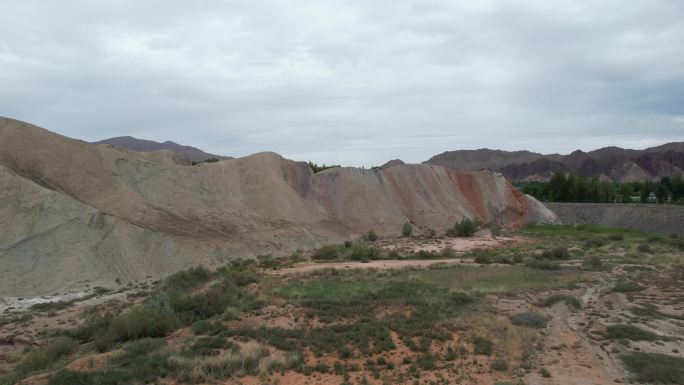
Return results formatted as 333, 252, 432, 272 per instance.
92, 136, 230, 165
425, 143, 684, 183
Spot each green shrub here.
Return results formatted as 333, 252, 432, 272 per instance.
165, 266, 211, 291
581, 255, 605, 271
224, 271, 258, 287
417, 352, 436, 370
540, 368, 552, 378
313, 245, 340, 260
446, 218, 478, 237
608, 233, 625, 241
525, 260, 560, 270
350, 245, 381, 262
363, 230, 379, 242
182, 336, 236, 357
402, 221, 413, 237
604, 324, 659, 341
491, 358, 508, 371
472, 336, 493, 356
510, 312, 549, 329
637, 244, 653, 253
621, 352, 684, 384
95, 306, 178, 351
537, 294, 581, 310
584, 237, 606, 248
15, 337, 77, 376
191, 319, 217, 335
539, 247, 571, 260
612, 281, 644, 293
647, 235, 663, 243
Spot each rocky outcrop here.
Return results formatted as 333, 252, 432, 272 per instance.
0, 117, 556, 296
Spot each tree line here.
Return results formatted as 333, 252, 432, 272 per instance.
517, 172, 684, 204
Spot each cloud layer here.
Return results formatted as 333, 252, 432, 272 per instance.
1, 0, 683, 165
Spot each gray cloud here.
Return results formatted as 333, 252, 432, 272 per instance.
1, 0, 683, 166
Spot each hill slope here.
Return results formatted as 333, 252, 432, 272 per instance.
425, 145, 684, 182
93, 136, 230, 165
0, 117, 556, 296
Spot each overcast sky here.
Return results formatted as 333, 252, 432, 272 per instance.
2, 1, 683, 166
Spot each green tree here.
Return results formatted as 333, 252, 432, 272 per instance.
549, 172, 569, 202
618, 183, 633, 203
655, 182, 669, 203
401, 221, 413, 237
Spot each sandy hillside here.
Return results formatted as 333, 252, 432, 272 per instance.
0, 117, 557, 296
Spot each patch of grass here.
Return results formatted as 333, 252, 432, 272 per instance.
621, 352, 684, 384
472, 336, 493, 356
12, 336, 77, 378
182, 336, 237, 357
525, 259, 561, 271
581, 255, 606, 271
604, 324, 659, 341
608, 233, 625, 241
165, 266, 211, 291
537, 294, 581, 310
538, 247, 571, 260
510, 312, 549, 329
491, 358, 508, 371
402, 265, 582, 294
271, 276, 473, 355
48, 340, 170, 385
29, 301, 74, 312
540, 367, 552, 378
612, 281, 645, 293
584, 237, 607, 248
637, 244, 653, 253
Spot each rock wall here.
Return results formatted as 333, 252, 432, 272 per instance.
545, 202, 684, 235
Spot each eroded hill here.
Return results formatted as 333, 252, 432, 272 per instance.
0, 117, 556, 296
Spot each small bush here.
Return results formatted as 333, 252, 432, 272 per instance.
637, 244, 653, 253
540, 368, 552, 378
510, 312, 549, 329
449, 218, 479, 237
472, 337, 493, 356
95, 306, 178, 351
472, 249, 493, 264
417, 353, 436, 370
604, 324, 659, 341
612, 281, 644, 293
15, 337, 77, 376
581, 256, 605, 271
402, 222, 413, 237
525, 260, 560, 270
647, 235, 663, 243
491, 358, 508, 371
539, 247, 571, 260
608, 233, 625, 241
165, 266, 211, 291
313, 245, 340, 260
363, 230, 379, 242
584, 237, 606, 248
621, 352, 684, 384
537, 294, 581, 310
191, 319, 221, 335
